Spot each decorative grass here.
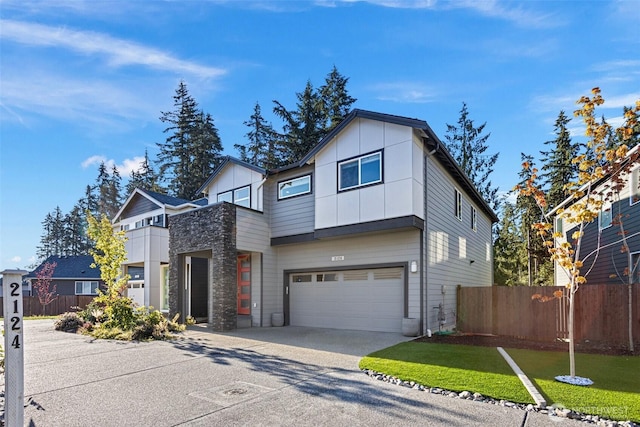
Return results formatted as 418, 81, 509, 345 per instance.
359, 342, 533, 403
506, 348, 640, 422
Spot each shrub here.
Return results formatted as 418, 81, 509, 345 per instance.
54, 312, 85, 333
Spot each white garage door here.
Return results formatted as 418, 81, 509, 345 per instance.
289, 267, 404, 333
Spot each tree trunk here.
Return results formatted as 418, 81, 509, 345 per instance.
569, 285, 576, 378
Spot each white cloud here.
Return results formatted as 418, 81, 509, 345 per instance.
334, 0, 563, 28
371, 82, 439, 103
1, 19, 227, 79
81, 155, 146, 178
119, 156, 146, 177
0, 71, 161, 128
81, 155, 108, 169
10, 256, 22, 263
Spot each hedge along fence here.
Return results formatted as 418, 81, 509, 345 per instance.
457, 284, 640, 347
0, 295, 95, 317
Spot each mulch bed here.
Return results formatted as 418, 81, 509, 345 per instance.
413, 332, 638, 356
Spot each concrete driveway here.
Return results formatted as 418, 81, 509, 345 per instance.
13, 320, 584, 426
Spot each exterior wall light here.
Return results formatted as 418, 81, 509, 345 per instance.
410, 260, 418, 273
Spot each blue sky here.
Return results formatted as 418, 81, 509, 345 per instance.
1, 0, 639, 271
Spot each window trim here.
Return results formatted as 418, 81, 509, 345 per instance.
278, 174, 312, 200
454, 189, 462, 221
217, 185, 251, 208
337, 150, 383, 192
75, 280, 99, 295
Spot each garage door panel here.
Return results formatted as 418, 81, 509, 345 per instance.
290, 267, 404, 333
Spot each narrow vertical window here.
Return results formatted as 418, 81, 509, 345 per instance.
471, 207, 477, 231
631, 167, 640, 205
455, 189, 462, 221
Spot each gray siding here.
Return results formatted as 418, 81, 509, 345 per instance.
571, 196, 640, 285
267, 165, 315, 238
119, 194, 161, 220
276, 230, 422, 320
424, 153, 493, 331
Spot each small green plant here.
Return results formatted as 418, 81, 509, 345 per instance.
54, 312, 85, 333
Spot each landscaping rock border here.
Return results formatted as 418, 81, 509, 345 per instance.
361, 369, 638, 427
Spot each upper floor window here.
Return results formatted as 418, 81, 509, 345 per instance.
471, 207, 477, 231
631, 166, 640, 205
338, 151, 382, 191
454, 189, 462, 221
599, 205, 612, 229
217, 185, 250, 208
279, 175, 311, 200
555, 217, 563, 234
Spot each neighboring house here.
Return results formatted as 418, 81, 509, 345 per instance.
0, 276, 31, 296
26, 255, 104, 297
111, 188, 207, 309
114, 109, 498, 334
551, 145, 640, 286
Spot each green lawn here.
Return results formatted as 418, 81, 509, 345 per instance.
507, 348, 640, 422
359, 342, 533, 403
360, 342, 640, 422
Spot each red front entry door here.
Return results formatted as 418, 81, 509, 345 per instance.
237, 254, 251, 315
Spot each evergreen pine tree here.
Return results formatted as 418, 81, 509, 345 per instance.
37, 207, 65, 259
319, 65, 357, 133
516, 153, 553, 285
493, 201, 527, 285
235, 102, 279, 169
273, 80, 324, 164
157, 81, 223, 199
189, 111, 223, 197
539, 111, 580, 210
444, 103, 500, 212
126, 149, 164, 195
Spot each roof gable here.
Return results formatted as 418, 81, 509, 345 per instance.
297, 109, 499, 223
197, 156, 267, 196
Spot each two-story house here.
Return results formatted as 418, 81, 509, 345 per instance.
112, 189, 207, 309
551, 145, 640, 286
115, 109, 498, 335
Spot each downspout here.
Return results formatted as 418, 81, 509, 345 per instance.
423, 138, 440, 336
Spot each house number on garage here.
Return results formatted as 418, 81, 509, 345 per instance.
331, 256, 345, 261
2, 269, 27, 427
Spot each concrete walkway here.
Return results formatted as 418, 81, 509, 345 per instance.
14, 320, 584, 426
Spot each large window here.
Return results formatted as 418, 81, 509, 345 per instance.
217, 185, 250, 208
338, 151, 382, 191
278, 175, 311, 200
75, 281, 99, 295
454, 189, 462, 221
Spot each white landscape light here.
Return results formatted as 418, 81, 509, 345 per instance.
410, 260, 418, 273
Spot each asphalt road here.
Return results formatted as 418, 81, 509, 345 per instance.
10, 320, 585, 426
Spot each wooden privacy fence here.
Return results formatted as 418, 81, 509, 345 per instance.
0, 296, 94, 317
457, 284, 640, 346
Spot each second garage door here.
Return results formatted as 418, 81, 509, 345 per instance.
289, 267, 404, 333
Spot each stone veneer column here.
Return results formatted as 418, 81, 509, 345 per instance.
168, 203, 237, 331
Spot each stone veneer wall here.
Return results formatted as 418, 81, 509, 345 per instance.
168, 202, 237, 331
